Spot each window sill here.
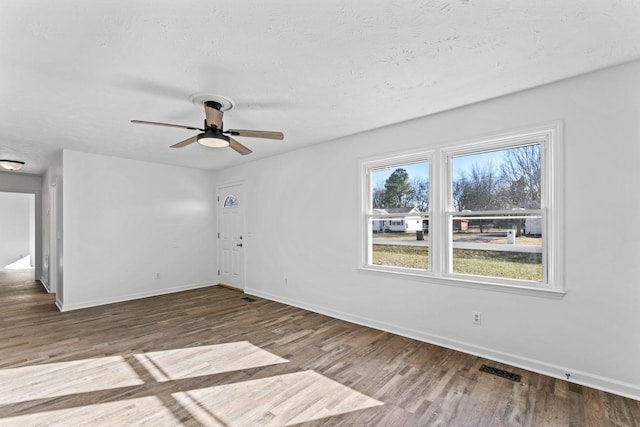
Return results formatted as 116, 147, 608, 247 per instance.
357, 266, 565, 299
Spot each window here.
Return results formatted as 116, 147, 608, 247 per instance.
223, 195, 238, 208
361, 123, 563, 295
365, 158, 431, 271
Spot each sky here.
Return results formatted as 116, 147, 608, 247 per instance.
372, 150, 505, 189
373, 161, 429, 188
452, 150, 505, 179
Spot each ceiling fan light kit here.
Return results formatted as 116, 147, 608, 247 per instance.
131, 93, 283, 156
197, 129, 230, 148
0, 159, 25, 171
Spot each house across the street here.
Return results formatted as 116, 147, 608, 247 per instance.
373, 207, 424, 232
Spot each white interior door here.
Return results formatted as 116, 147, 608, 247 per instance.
217, 183, 245, 289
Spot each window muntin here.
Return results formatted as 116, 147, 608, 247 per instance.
366, 161, 430, 271
360, 123, 562, 294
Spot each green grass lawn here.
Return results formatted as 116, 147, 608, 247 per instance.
452, 249, 542, 282
372, 245, 429, 270
372, 244, 542, 281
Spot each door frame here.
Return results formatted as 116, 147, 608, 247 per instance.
0, 187, 42, 287
49, 179, 58, 293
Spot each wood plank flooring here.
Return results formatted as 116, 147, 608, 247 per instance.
0, 270, 638, 426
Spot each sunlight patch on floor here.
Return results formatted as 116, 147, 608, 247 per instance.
3, 255, 33, 269
0, 356, 143, 405
1, 396, 178, 426
174, 370, 384, 426
0, 342, 382, 425
134, 341, 289, 382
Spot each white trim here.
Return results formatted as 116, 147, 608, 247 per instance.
57, 282, 217, 312
357, 266, 564, 298
217, 180, 245, 190
245, 287, 638, 400
451, 209, 542, 217
361, 148, 435, 171
547, 121, 565, 292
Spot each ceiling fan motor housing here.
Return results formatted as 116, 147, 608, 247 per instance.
204, 100, 223, 111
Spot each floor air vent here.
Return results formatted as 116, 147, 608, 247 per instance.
242, 297, 257, 302
479, 364, 522, 382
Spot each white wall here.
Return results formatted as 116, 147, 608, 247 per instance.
0, 171, 43, 193
216, 60, 640, 399
61, 150, 218, 310
0, 192, 32, 268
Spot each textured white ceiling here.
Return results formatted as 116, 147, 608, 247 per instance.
1, 1, 640, 174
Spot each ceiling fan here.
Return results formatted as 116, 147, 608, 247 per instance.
131, 94, 284, 155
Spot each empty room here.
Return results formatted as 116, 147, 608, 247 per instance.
1, 2, 639, 426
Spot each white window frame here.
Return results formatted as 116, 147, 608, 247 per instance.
360, 151, 433, 274
359, 122, 564, 298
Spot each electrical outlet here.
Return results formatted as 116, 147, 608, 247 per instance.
472, 311, 482, 325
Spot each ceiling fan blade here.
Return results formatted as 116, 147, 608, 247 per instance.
131, 120, 203, 131
227, 129, 284, 140
170, 136, 198, 148
204, 105, 223, 128
229, 137, 253, 155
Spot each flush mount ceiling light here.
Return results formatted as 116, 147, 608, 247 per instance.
196, 127, 230, 148
0, 160, 24, 171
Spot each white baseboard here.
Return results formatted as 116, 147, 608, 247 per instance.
58, 281, 218, 312
245, 287, 640, 401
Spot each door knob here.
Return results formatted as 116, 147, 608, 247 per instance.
236, 243, 243, 247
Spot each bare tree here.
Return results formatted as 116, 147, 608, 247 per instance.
454, 162, 499, 211
451, 146, 541, 234
453, 175, 470, 212
409, 177, 429, 212
453, 162, 499, 232
499, 145, 541, 209
372, 186, 386, 208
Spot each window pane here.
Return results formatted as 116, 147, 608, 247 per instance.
451, 214, 542, 282
369, 161, 430, 270
372, 162, 429, 211
452, 144, 540, 211
371, 218, 429, 270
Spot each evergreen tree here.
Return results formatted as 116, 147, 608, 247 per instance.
382, 168, 411, 208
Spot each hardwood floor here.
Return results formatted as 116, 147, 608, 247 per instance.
0, 270, 638, 426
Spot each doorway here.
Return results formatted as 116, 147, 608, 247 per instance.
217, 183, 245, 290
0, 192, 36, 281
